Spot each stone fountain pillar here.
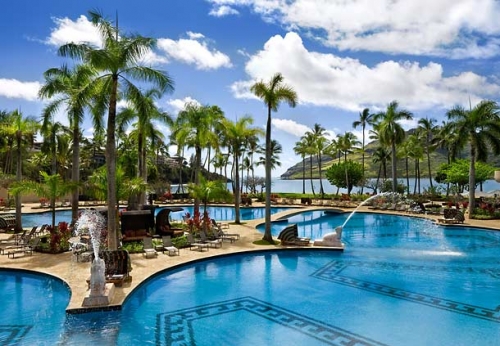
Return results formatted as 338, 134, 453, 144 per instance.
313, 226, 345, 249
79, 210, 116, 307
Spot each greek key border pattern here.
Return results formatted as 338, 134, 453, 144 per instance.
312, 261, 500, 323
156, 297, 387, 346
0, 325, 32, 345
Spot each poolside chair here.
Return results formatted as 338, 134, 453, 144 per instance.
437, 209, 465, 224
211, 219, 239, 241
186, 233, 209, 252
158, 236, 180, 256
278, 224, 310, 246
200, 230, 223, 248
88, 250, 131, 287
142, 237, 158, 258
7, 237, 40, 258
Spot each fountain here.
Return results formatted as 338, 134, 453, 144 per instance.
314, 192, 403, 248
76, 209, 116, 307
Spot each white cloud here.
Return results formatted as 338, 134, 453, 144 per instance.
0, 79, 41, 101
272, 118, 310, 137
46, 15, 102, 47
157, 33, 232, 70
206, 0, 500, 58
167, 97, 201, 114
232, 32, 500, 112
209, 5, 240, 17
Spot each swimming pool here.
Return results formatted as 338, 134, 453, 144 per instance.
20, 205, 295, 227
0, 269, 71, 345
4, 211, 500, 345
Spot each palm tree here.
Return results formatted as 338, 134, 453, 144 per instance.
256, 140, 283, 171
117, 88, 174, 205
11, 172, 78, 229
374, 101, 413, 192
352, 108, 374, 194
58, 11, 174, 249
250, 73, 297, 243
446, 100, 500, 213
221, 116, 263, 224
173, 103, 224, 214
39, 63, 100, 225
417, 117, 437, 189
303, 132, 317, 196
372, 147, 390, 192
1, 110, 39, 232
293, 138, 309, 194
337, 132, 360, 193
305, 124, 327, 197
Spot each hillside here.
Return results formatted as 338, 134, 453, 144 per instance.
280, 138, 500, 180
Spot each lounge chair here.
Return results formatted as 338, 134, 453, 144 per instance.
88, 250, 131, 287
200, 230, 223, 248
0, 214, 16, 232
211, 219, 240, 241
278, 224, 310, 246
142, 237, 158, 258
7, 237, 40, 258
157, 236, 180, 256
186, 233, 209, 252
437, 209, 465, 224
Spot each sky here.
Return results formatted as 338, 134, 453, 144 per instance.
2, 0, 500, 177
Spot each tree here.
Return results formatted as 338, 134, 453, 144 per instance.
293, 138, 309, 194
187, 176, 231, 231
417, 117, 437, 189
118, 88, 173, 205
436, 159, 495, 194
374, 101, 413, 192
220, 116, 263, 224
173, 103, 224, 214
39, 63, 100, 225
1, 110, 39, 232
58, 11, 174, 249
250, 73, 297, 243
352, 108, 374, 194
446, 100, 500, 213
325, 161, 364, 195
11, 172, 78, 229
305, 124, 328, 197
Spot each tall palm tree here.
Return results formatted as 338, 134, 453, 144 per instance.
118, 88, 173, 205
374, 101, 413, 192
337, 132, 360, 192
303, 132, 317, 195
446, 100, 500, 213
221, 116, 263, 224
305, 124, 327, 197
173, 103, 224, 214
417, 117, 437, 189
251, 73, 297, 243
372, 147, 390, 192
352, 108, 374, 194
256, 140, 283, 171
38, 63, 100, 224
58, 11, 174, 249
2, 110, 39, 232
293, 138, 309, 194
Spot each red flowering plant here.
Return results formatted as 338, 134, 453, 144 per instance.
46, 221, 72, 253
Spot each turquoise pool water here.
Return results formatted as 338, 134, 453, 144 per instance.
3, 211, 500, 345
20, 205, 295, 227
0, 269, 71, 345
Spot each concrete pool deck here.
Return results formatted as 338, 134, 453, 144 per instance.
1, 203, 499, 313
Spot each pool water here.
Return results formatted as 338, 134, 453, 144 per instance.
4, 211, 500, 345
0, 269, 71, 345
20, 206, 295, 227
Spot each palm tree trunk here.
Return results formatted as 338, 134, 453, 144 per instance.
14, 137, 22, 233
469, 142, 476, 216
427, 150, 433, 189
391, 142, 397, 192
302, 156, 305, 194
71, 125, 80, 225
405, 157, 410, 195
106, 77, 119, 250
361, 127, 365, 194
309, 156, 315, 196
234, 154, 241, 224
263, 107, 273, 243
194, 145, 202, 214
318, 154, 324, 197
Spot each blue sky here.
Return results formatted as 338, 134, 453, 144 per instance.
2, 0, 500, 177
